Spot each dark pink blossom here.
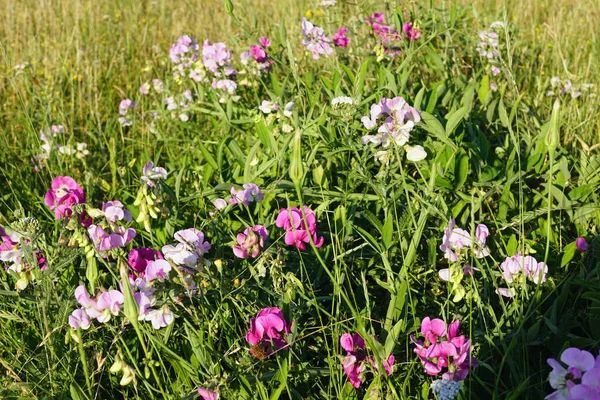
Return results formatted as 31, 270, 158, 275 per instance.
577, 237, 589, 252
127, 248, 162, 275
246, 307, 291, 359
332, 27, 350, 48
402, 22, 422, 41
275, 206, 324, 250
339, 332, 394, 388
233, 225, 268, 259
44, 176, 85, 220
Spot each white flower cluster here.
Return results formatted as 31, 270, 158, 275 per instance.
431, 379, 462, 400
331, 96, 354, 107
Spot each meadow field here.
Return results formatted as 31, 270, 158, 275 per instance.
1, 0, 600, 398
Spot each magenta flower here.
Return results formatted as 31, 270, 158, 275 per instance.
402, 22, 422, 41
301, 18, 333, 59
127, 248, 161, 275
246, 307, 291, 359
233, 225, 268, 259
411, 318, 477, 381
198, 388, 219, 400
275, 206, 324, 250
577, 237, 590, 252
339, 332, 394, 388
102, 200, 132, 222
365, 12, 402, 44
44, 176, 86, 220
332, 27, 350, 48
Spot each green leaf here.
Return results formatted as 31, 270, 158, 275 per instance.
382, 215, 393, 250
354, 58, 370, 97
454, 149, 469, 190
499, 99, 510, 128
445, 106, 470, 136
561, 241, 578, 268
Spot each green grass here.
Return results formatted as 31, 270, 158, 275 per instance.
0, 0, 599, 399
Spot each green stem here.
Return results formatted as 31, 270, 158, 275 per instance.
75, 329, 93, 399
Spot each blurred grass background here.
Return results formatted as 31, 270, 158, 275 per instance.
0, 0, 598, 144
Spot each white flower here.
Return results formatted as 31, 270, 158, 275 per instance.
331, 96, 354, 107
259, 100, 280, 114
141, 161, 168, 187
489, 21, 505, 29
283, 102, 294, 118
320, 0, 336, 5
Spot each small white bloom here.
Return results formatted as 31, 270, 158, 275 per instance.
405, 145, 427, 162
259, 100, 280, 114
283, 102, 294, 118
489, 21, 505, 29
320, 0, 336, 5
331, 96, 354, 107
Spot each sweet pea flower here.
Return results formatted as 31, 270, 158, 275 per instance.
96, 290, 125, 323
212, 198, 228, 210
147, 305, 174, 329
233, 225, 268, 259
69, 308, 91, 330
332, 27, 350, 48
361, 96, 421, 148
170, 35, 199, 64
301, 18, 333, 59
198, 388, 219, 400
403, 22, 421, 41
339, 332, 394, 388
102, 200, 132, 222
229, 183, 264, 205
246, 307, 291, 359
88, 224, 136, 254
275, 206, 324, 250
44, 176, 86, 220
405, 145, 427, 161
127, 248, 160, 275
141, 161, 168, 187
577, 237, 589, 252
145, 259, 172, 282
162, 228, 210, 268
546, 348, 600, 400
259, 100, 280, 114
439, 219, 472, 262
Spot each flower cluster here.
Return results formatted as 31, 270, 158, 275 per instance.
430, 379, 462, 400
439, 219, 490, 264
546, 347, 600, 400
213, 183, 264, 210
496, 252, 548, 297
360, 96, 424, 162
70, 285, 125, 327
331, 96, 354, 107
170, 35, 200, 78
139, 78, 164, 95
87, 201, 136, 256
275, 206, 324, 250
411, 318, 477, 381
403, 22, 422, 41
118, 99, 137, 126
546, 77, 594, 99
476, 22, 504, 91
165, 89, 193, 121
233, 225, 268, 259
340, 333, 394, 388
0, 224, 47, 290
365, 12, 402, 44
245, 307, 291, 359
257, 100, 295, 132
44, 176, 86, 220
240, 37, 273, 75
162, 228, 211, 271
332, 27, 350, 48
301, 18, 333, 59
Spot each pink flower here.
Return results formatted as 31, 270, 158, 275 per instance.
102, 200, 132, 222
198, 388, 219, 400
96, 290, 125, 323
361, 96, 420, 148
546, 348, 600, 399
402, 22, 422, 41
44, 176, 85, 220
365, 12, 402, 44
69, 308, 91, 330
141, 161, 167, 187
577, 237, 590, 252
88, 225, 136, 254
275, 206, 324, 250
213, 198, 228, 210
233, 225, 268, 259
339, 332, 394, 387
332, 27, 350, 48
202, 41, 235, 75
259, 37, 271, 48
246, 307, 291, 359
170, 35, 199, 64
301, 18, 333, 59
119, 99, 136, 116
127, 248, 161, 275
229, 183, 264, 205
145, 259, 172, 282
411, 317, 477, 381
